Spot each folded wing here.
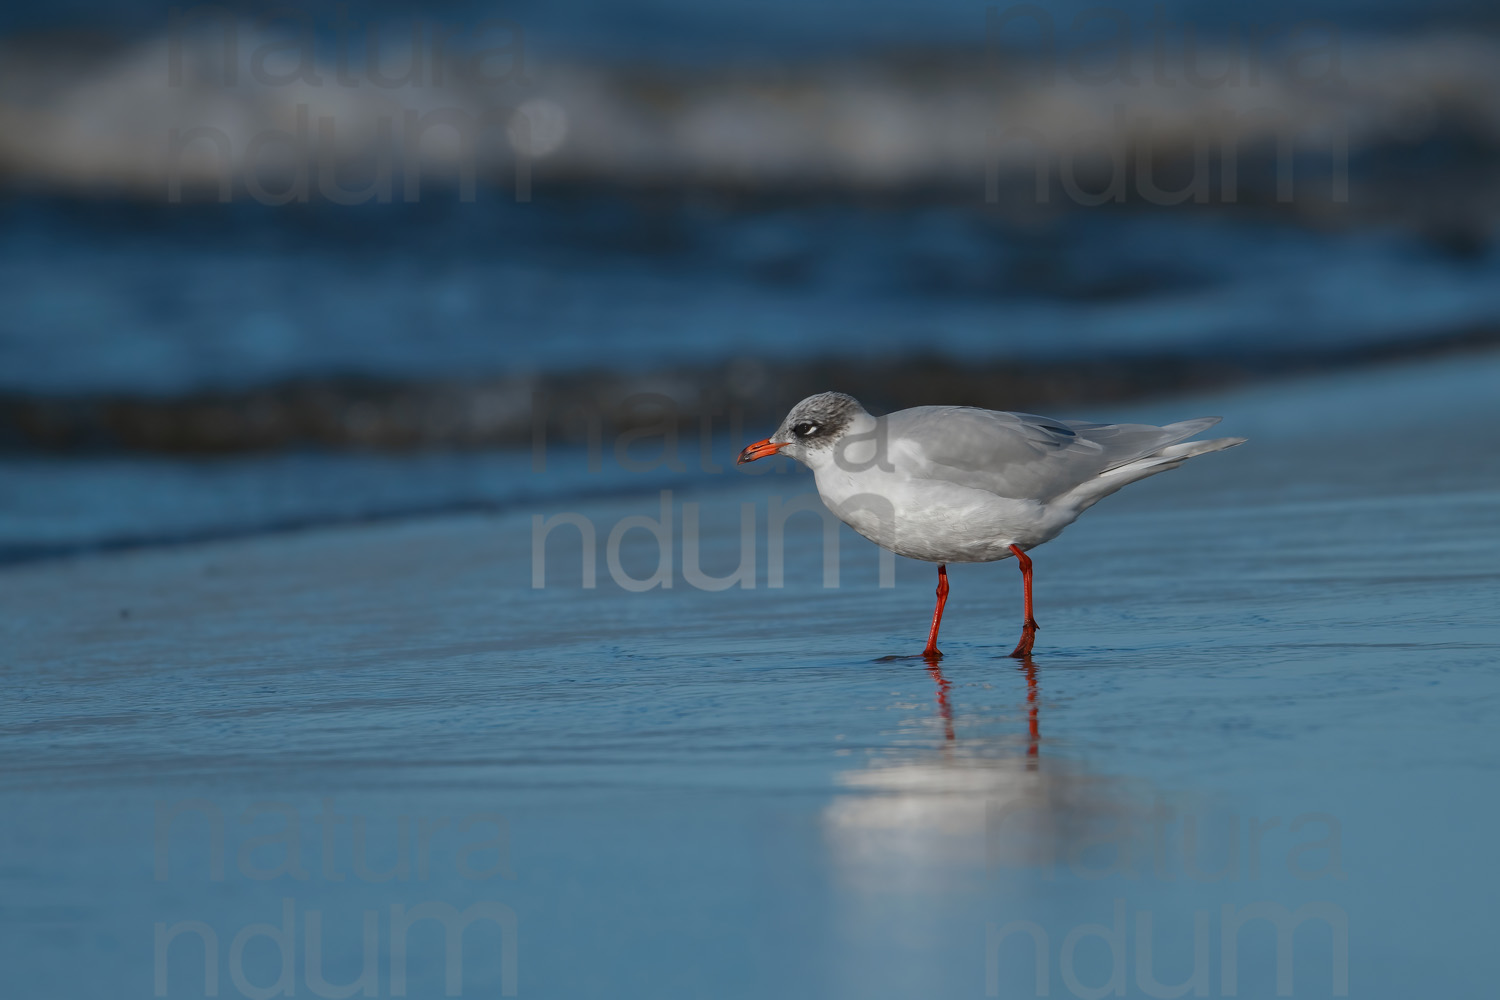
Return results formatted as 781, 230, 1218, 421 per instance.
884, 406, 1224, 501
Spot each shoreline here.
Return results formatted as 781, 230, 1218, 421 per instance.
5, 347, 1498, 569
5, 325, 1499, 456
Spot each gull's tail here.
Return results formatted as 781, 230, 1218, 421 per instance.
1063, 417, 1246, 511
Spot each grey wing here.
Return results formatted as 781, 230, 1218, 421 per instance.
885, 406, 1222, 500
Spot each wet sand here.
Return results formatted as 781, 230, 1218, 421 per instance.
3, 353, 1498, 998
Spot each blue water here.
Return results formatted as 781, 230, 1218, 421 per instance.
6, 0, 1495, 59
4, 199, 1498, 395
0, 444, 726, 559
3, 353, 1498, 997
6, 191, 1500, 560
4, 0, 1497, 993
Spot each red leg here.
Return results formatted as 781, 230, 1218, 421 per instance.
922, 564, 949, 658
1008, 544, 1039, 658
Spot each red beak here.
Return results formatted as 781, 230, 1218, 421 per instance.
737, 438, 786, 464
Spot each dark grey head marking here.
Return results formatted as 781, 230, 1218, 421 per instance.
776, 391, 864, 447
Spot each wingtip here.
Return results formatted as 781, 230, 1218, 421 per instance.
1169, 416, 1223, 435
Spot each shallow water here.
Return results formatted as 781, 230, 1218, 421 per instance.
3, 353, 1498, 997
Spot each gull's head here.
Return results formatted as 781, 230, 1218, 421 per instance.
737, 391, 873, 470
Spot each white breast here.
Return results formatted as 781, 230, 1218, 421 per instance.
811, 462, 1068, 563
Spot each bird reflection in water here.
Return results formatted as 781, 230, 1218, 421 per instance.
1023, 655, 1039, 763
824, 652, 1049, 861
823, 650, 1136, 888
924, 657, 955, 742
922, 652, 1039, 761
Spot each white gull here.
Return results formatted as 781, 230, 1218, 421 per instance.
738, 392, 1244, 657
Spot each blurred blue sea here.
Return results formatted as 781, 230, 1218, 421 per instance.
4, 0, 1498, 57
3, 187, 1500, 558
5, 199, 1500, 395
3, 2, 1500, 997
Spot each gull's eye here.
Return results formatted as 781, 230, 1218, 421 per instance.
792, 422, 819, 438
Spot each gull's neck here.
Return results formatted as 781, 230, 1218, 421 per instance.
802, 410, 882, 476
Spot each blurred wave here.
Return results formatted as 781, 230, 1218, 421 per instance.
3, 196, 1499, 400
4, 323, 1499, 455
1, 28, 1498, 199
5, 9, 1500, 565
